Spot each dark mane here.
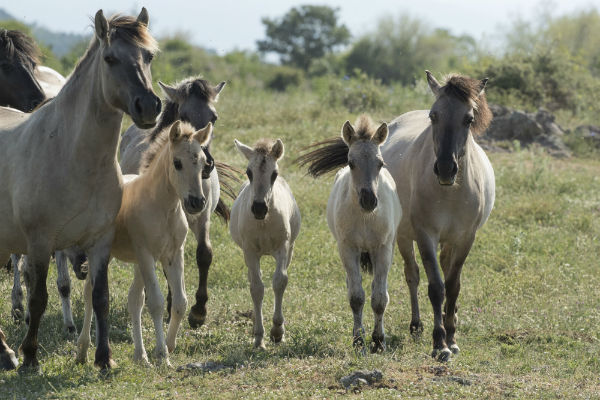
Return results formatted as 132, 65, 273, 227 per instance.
149, 77, 218, 142
354, 114, 378, 140
295, 137, 349, 178
0, 29, 40, 66
254, 138, 277, 155
440, 75, 492, 135
105, 15, 158, 53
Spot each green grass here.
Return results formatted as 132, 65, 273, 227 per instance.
1, 89, 599, 399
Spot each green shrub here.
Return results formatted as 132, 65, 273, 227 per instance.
324, 70, 389, 112
266, 67, 303, 91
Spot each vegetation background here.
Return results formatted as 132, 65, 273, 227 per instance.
0, 4, 599, 399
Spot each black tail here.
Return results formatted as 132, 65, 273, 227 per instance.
360, 252, 373, 274
214, 161, 243, 224
295, 137, 349, 178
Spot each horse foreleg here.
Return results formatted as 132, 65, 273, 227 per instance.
163, 247, 187, 354
244, 250, 265, 349
18, 245, 51, 373
442, 237, 474, 355
370, 244, 393, 353
397, 238, 423, 336
54, 251, 76, 335
86, 233, 115, 370
339, 244, 365, 351
10, 254, 25, 322
135, 250, 169, 366
188, 218, 212, 329
270, 244, 292, 344
127, 266, 149, 365
76, 276, 93, 364
416, 234, 451, 361
0, 327, 18, 371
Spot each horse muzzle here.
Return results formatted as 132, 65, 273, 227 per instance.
129, 92, 161, 129
251, 201, 268, 220
184, 195, 206, 214
359, 189, 378, 212
433, 159, 458, 186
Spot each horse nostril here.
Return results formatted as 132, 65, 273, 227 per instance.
359, 189, 377, 211
433, 161, 439, 176
134, 97, 142, 115
154, 95, 161, 114
451, 161, 458, 176
251, 201, 268, 218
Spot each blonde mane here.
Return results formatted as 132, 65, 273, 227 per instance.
141, 121, 196, 172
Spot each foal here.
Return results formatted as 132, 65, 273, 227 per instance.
77, 121, 216, 366
230, 139, 301, 349
300, 116, 401, 352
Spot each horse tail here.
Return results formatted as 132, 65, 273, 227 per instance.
360, 252, 373, 275
213, 161, 243, 224
295, 137, 349, 178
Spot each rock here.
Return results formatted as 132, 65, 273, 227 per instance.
340, 369, 383, 390
176, 361, 230, 373
483, 104, 571, 157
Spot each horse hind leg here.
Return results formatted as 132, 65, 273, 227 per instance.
270, 244, 292, 344
55, 251, 76, 335
76, 276, 93, 364
188, 219, 212, 329
127, 266, 150, 365
397, 238, 423, 336
10, 254, 25, 322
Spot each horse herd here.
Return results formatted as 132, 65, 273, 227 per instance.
0, 8, 495, 373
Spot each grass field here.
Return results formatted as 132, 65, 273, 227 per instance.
1, 88, 599, 399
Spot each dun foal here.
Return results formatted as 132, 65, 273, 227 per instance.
299, 116, 401, 352
230, 139, 301, 349
77, 121, 216, 366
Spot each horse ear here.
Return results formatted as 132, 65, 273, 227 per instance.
214, 81, 226, 101
94, 10, 109, 41
271, 139, 285, 160
169, 121, 182, 142
194, 122, 212, 146
425, 70, 441, 96
158, 81, 179, 102
341, 120, 355, 145
234, 139, 254, 161
373, 122, 388, 145
137, 7, 149, 26
478, 78, 489, 96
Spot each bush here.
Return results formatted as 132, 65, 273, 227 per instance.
266, 67, 303, 91
324, 70, 390, 112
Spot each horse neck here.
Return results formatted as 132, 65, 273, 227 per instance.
140, 145, 180, 210
51, 42, 123, 156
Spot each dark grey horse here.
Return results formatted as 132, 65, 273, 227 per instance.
0, 29, 45, 112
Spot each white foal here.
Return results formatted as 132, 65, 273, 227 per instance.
306, 115, 402, 352
230, 139, 301, 349
77, 121, 216, 366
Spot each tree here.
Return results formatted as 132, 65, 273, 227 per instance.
257, 5, 350, 70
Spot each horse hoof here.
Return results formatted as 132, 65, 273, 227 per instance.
17, 360, 41, 375
94, 358, 117, 371
410, 321, 424, 338
254, 338, 266, 350
269, 326, 285, 344
11, 306, 24, 322
449, 344, 460, 354
0, 348, 18, 371
188, 309, 206, 329
370, 337, 386, 354
65, 325, 77, 337
432, 347, 452, 362
75, 352, 88, 364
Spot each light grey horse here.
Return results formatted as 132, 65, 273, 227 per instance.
299, 116, 401, 353
0, 9, 161, 372
382, 71, 495, 361
230, 139, 301, 349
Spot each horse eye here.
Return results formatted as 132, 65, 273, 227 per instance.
173, 159, 182, 170
465, 115, 474, 125
211, 114, 218, 125
202, 159, 214, 179
104, 55, 118, 65
378, 160, 384, 170
246, 168, 253, 181
348, 160, 355, 170
146, 52, 154, 62
429, 113, 438, 123
271, 171, 278, 184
